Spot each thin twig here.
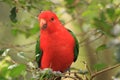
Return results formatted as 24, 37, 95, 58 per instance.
13, 41, 36, 48
80, 33, 104, 47
61, 75, 78, 80
74, 72, 83, 80
0, 41, 35, 48
0, 41, 36, 53
90, 63, 120, 80
83, 61, 92, 76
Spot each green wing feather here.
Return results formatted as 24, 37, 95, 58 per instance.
35, 38, 43, 67
68, 29, 79, 62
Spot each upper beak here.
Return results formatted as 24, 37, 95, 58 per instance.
40, 18, 47, 30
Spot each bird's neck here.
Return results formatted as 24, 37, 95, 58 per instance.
40, 23, 64, 35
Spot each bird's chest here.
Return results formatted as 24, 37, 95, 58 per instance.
40, 31, 75, 71
40, 31, 74, 54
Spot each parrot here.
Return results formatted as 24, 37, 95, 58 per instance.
36, 11, 79, 72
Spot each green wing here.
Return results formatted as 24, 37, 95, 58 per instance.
35, 38, 43, 67
68, 29, 79, 62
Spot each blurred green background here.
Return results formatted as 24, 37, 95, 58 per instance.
0, 0, 120, 80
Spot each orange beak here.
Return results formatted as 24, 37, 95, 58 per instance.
40, 18, 47, 29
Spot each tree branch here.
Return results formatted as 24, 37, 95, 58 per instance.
90, 63, 120, 80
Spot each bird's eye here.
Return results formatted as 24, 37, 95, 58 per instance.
51, 17, 54, 21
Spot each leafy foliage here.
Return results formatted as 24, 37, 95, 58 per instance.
9, 7, 17, 23
94, 63, 106, 71
96, 44, 108, 53
0, 0, 120, 80
9, 64, 26, 78
0, 49, 5, 56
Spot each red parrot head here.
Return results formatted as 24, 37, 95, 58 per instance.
38, 11, 61, 32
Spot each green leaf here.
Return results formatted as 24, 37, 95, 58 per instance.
11, 29, 18, 36
0, 62, 10, 79
19, 0, 26, 4
9, 7, 17, 23
65, 0, 75, 13
39, 68, 54, 80
0, 76, 6, 80
100, 11, 106, 22
93, 10, 113, 36
0, 49, 5, 56
29, 23, 39, 35
106, 7, 115, 20
66, 0, 74, 5
115, 8, 120, 16
96, 44, 108, 53
94, 63, 106, 71
2, 49, 10, 57
9, 64, 26, 78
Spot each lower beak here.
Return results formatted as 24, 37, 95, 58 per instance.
40, 19, 47, 29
